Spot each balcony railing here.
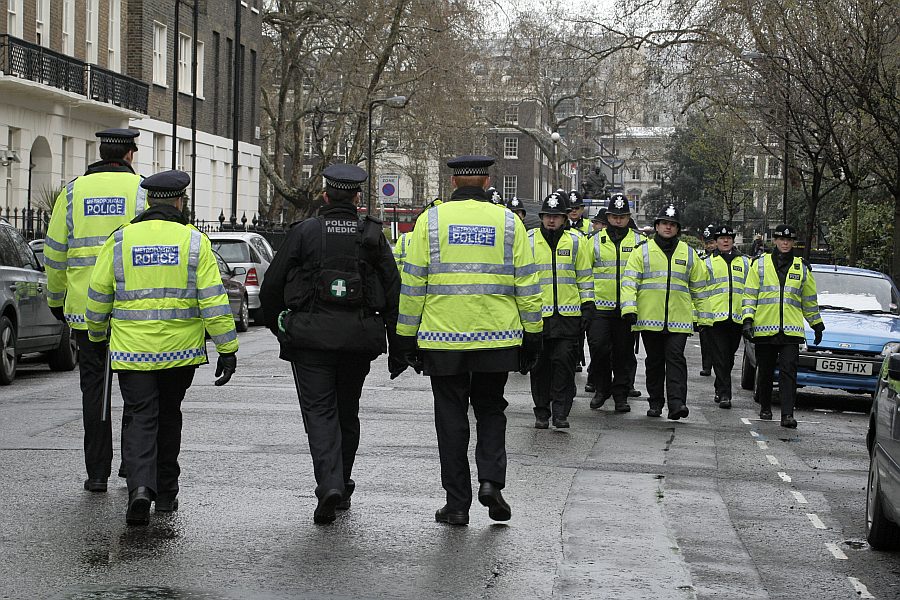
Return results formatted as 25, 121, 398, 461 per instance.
0, 35, 148, 114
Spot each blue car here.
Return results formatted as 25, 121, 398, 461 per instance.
741, 264, 900, 398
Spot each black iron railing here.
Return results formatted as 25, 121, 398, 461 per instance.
0, 206, 50, 242
0, 34, 85, 94
88, 64, 149, 114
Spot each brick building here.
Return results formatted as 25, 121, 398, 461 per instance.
1, 0, 262, 225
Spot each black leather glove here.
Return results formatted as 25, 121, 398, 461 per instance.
519, 332, 543, 375
622, 313, 637, 327
214, 352, 237, 386
742, 320, 754, 342
50, 306, 66, 322
812, 323, 825, 346
392, 335, 422, 375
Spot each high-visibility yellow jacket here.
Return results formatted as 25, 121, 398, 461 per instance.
85, 219, 238, 370
527, 228, 594, 317
44, 172, 146, 329
591, 228, 645, 312
700, 253, 751, 324
397, 198, 543, 350
568, 218, 591, 235
393, 232, 410, 271
741, 253, 823, 338
620, 237, 709, 333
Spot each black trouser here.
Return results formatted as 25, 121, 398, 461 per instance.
699, 327, 713, 372
756, 343, 800, 416
530, 337, 577, 420
641, 331, 688, 410
117, 366, 195, 497
587, 316, 636, 402
292, 351, 371, 499
74, 330, 113, 480
430, 371, 508, 511
707, 321, 743, 400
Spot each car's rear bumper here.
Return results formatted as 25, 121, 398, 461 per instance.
245, 285, 261, 309
796, 353, 881, 393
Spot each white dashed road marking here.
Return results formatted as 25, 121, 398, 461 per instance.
757, 440, 768, 450
766, 455, 780, 466
826, 542, 848, 560
848, 577, 875, 598
778, 472, 792, 483
806, 513, 827, 529
750, 430, 760, 438
791, 491, 808, 504
741, 418, 752, 425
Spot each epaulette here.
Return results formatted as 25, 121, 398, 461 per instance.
634, 239, 649, 248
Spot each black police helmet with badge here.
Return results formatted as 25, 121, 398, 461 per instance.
567, 190, 584, 209
506, 196, 526, 214
488, 187, 504, 204
141, 169, 190, 199
702, 223, 716, 241
592, 207, 608, 224
322, 163, 367, 194
96, 128, 139, 151
712, 225, 736, 239
447, 155, 495, 177
607, 193, 631, 216
539, 191, 569, 216
654, 203, 682, 227
773, 224, 797, 240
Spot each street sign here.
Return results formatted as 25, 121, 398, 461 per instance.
379, 174, 400, 206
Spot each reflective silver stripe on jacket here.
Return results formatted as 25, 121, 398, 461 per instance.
112, 307, 200, 320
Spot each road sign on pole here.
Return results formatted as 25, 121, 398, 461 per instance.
379, 174, 400, 206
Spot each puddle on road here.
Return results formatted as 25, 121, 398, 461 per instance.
843, 539, 867, 550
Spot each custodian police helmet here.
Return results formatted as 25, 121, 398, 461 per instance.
654, 203, 682, 227
539, 191, 569, 216
607, 193, 630, 216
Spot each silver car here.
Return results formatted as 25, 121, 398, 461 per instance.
0, 219, 78, 384
207, 232, 274, 323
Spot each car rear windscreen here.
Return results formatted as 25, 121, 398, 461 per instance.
211, 240, 251, 263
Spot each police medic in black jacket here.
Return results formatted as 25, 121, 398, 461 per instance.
259, 164, 400, 525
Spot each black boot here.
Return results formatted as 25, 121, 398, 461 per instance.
313, 489, 342, 524
337, 479, 355, 510
759, 408, 773, 420
718, 396, 732, 409
781, 414, 798, 428
613, 398, 631, 413
478, 481, 511, 521
435, 505, 469, 525
126, 487, 152, 526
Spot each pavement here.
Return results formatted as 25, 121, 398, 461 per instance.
1, 327, 898, 599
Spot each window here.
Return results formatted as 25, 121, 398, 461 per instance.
61, 136, 73, 183
413, 178, 425, 201
85, 141, 97, 166
743, 156, 757, 178
631, 167, 641, 180
177, 139, 190, 171
0, 227, 24, 268
225, 37, 233, 135
152, 134, 165, 173
303, 130, 314, 157
302, 165, 312, 181
62, 0, 75, 54
504, 105, 518, 125
7, 0, 22, 37
766, 156, 781, 178
178, 34, 192, 91
503, 137, 518, 159
210, 159, 218, 198
85, 0, 99, 64
107, 0, 121, 72
502, 175, 517, 199
36, 0, 50, 47
250, 49, 257, 136
153, 22, 167, 86
195, 42, 205, 98
212, 32, 220, 130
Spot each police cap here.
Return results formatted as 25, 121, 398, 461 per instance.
713, 225, 736, 238
141, 170, 191, 199
607, 193, 630, 215
773, 224, 797, 239
322, 163, 367, 191
95, 128, 139, 147
506, 196, 526, 214
654, 203, 682, 226
567, 190, 584, 208
447, 155, 494, 176
539, 191, 569, 216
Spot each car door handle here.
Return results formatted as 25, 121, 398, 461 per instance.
36, 283, 43, 293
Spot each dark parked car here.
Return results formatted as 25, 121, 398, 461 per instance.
866, 353, 900, 549
213, 250, 250, 332
0, 219, 78, 385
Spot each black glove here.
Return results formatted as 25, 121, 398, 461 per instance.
50, 306, 66, 322
392, 335, 422, 375
214, 352, 237, 386
519, 332, 543, 375
742, 320, 754, 342
622, 313, 637, 327
812, 323, 825, 346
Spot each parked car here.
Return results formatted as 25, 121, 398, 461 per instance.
866, 352, 900, 549
207, 232, 274, 323
213, 250, 250, 333
742, 264, 900, 397
0, 219, 78, 385
28, 239, 44, 266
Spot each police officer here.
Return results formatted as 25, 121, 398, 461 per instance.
587, 193, 644, 413
488, 186, 503, 205
698, 224, 716, 377
394, 155, 543, 526
566, 190, 592, 234
589, 207, 607, 234
506, 196, 527, 223
742, 225, 824, 428
584, 207, 607, 395
700, 225, 750, 409
527, 192, 594, 428
394, 231, 411, 270
259, 164, 400, 524
621, 204, 708, 419
85, 170, 238, 525
44, 128, 147, 492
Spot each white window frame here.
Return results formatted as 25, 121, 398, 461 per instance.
302, 164, 312, 181
85, 141, 97, 169
85, 0, 99, 64
743, 156, 757, 178
177, 139, 190, 171
766, 156, 781, 178
178, 33, 192, 92
503, 137, 518, 159
62, 0, 75, 54
36, 0, 50, 47
504, 105, 518, 125
502, 175, 517, 199
107, 0, 121, 72
7, 0, 22, 38
303, 130, 314, 158
152, 22, 168, 87
631, 167, 641, 180
195, 41, 205, 98
152, 134, 165, 173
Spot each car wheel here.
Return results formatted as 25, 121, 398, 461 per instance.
47, 325, 78, 371
0, 316, 17, 386
741, 349, 756, 390
866, 452, 900, 550
236, 296, 250, 332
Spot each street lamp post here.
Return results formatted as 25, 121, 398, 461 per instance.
742, 50, 791, 224
366, 95, 408, 215
550, 131, 561, 189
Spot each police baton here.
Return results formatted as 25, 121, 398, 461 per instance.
289, 362, 309, 434
100, 343, 113, 422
